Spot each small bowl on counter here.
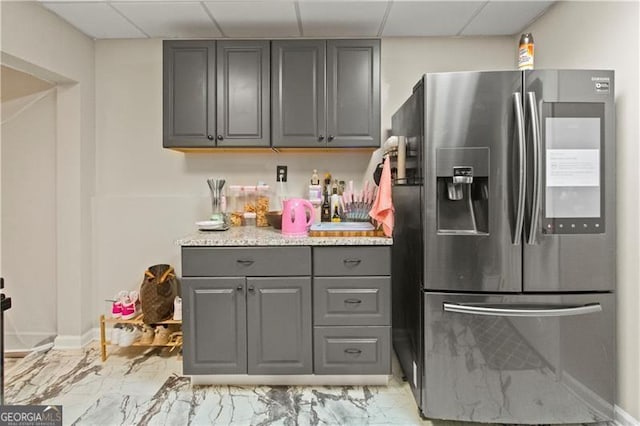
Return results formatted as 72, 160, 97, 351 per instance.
266, 211, 283, 229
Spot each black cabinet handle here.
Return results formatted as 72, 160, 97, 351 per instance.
318, 135, 324, 142
217, 135, 224, 141
207, 135, 214, 141
236, 285, 243, 291
343, 258, 361, 266
236, 259, 254, 266
344, 348, 362, 355
344, 298, 362, 305
328, 135, 335, 142
248, 285, 255, 293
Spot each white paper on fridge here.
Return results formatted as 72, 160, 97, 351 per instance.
546, 149, 600, 187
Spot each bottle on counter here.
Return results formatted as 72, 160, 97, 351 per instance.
321, 191, 331, 222
518, 33, 534, 70
311, 169, 320, 186
330, 184, 340, 222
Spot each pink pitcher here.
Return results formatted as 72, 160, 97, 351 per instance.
281, 198, 314, 237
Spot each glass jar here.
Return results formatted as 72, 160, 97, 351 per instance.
243, 186, 257, 214
256, 185, 271, 227
228, 185, 244, 226
243, 212, 257, 227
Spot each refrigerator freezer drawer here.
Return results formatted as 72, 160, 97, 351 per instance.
423, 292, 615, 424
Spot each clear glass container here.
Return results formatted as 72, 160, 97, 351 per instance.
243, 212, 257, 227
228, 185, 244, 226
244, 186, 257, 214
256, 185, 271, 227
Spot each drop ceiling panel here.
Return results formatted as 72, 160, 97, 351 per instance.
461, 1, 554, 35
204, 1, 299, 37
382, 1, 484, 37
41, 2, 147, 38
112, 2, 221, 38
299, 1, 388, 37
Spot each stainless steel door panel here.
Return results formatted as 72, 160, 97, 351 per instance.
524, 70, 615, 292
424, 71, 522, 292
423, 292, 615, 423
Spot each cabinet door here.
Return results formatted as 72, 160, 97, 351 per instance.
216, 40, 270, 147
246, 277, 312, 374
272, 40, 326, 147
326, 40, 380, 147
163, 40, 216, 148
182, 277, 246, 374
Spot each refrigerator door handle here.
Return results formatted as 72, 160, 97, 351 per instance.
513, 92, 526, 245
443, 302, 602, 317
526, 91, 542, 245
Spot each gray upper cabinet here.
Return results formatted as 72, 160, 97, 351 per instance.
273, 39, 380, 148
163, 40, 216, 148
182, 277, 247, 375
326, 40, 380, 148
216, 41, 270, 147
246, 277, 312, 374
272, 40, 326, 147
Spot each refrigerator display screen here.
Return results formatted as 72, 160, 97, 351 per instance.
542, 103, 605, 234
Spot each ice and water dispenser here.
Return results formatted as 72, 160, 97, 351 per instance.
436, 148, 489, 234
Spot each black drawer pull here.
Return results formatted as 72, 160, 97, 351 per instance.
344, 348, 362, 355
344, 298, 362, 304
236, 259, 254, 266
343, 259, 362, 266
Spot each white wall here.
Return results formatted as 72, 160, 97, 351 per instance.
0, 1, 95, 345
381, 36, 516, 133
522, 1, 640, 420
93, 36, 515, 314
1, 89, 57, 348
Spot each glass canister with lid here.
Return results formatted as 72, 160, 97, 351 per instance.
228, 185, 244, 226
256, 184, 271, 227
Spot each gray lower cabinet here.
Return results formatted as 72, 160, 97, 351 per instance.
182, 245, 391, 377
182, 277, 246, 374
247, 277, 312, 374
314, 326, 391, 375
272, 39, 380, 148
312, 246, 392, 375
182, 247, 312, 375
163, 40, 216, 148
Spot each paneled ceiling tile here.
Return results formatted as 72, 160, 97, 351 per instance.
204, 1, 299, 38
461, 1, 554, 36
298, 1, 388, 37
41, 2, 147, 38
382, 1, 484, 37
112, 2, 222, 38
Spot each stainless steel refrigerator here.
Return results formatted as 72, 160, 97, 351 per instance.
391, 70, 615, 424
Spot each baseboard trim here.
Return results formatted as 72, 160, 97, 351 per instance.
616, 405, 640, 426
190, 374, 390, 386
53, 328, 98, 350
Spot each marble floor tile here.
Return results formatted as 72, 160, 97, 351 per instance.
6, 343, 591, 426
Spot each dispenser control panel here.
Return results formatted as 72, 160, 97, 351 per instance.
452, 166, 473, 184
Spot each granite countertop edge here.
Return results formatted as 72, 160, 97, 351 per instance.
177, 227, 393, 247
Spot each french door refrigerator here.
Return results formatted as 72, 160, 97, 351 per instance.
391, 70, 615, 424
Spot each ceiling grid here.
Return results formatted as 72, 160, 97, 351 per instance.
38, 0, 554, 40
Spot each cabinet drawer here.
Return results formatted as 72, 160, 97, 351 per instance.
314, 277, 390, 326
313, 247, 390, 276
182, 247, 311, 277
314, 326, 390, 375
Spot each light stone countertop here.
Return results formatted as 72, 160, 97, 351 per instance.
177, 226, 392, 246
